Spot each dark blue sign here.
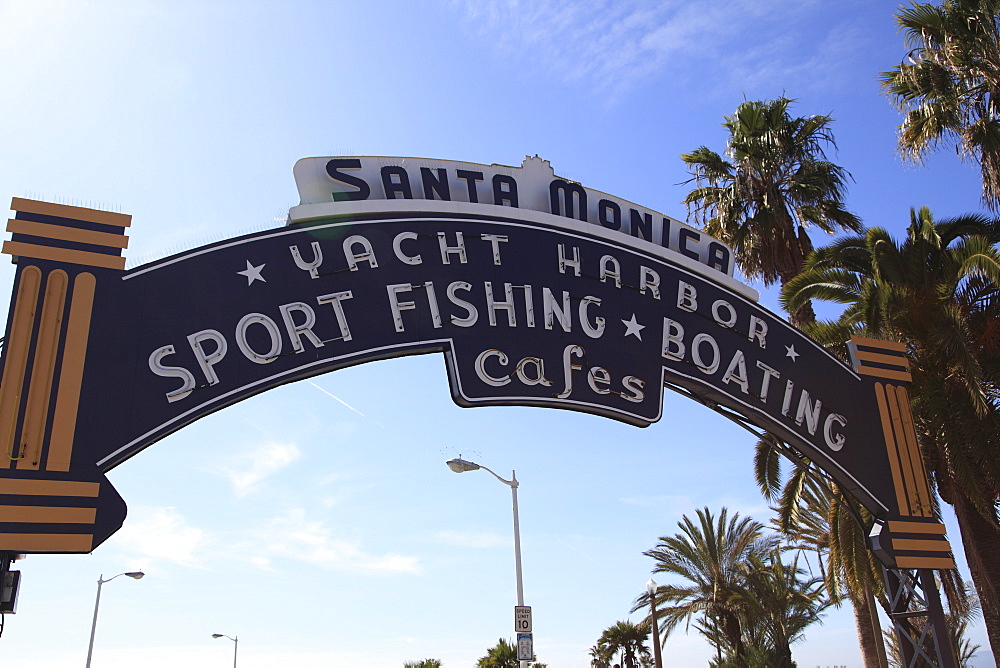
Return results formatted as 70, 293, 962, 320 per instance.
0, 198, 955, 570
99, 212, 880, 506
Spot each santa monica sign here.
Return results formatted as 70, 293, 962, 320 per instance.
0, 156, 954, 571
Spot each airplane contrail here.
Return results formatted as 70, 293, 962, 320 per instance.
307, 380, 367, 417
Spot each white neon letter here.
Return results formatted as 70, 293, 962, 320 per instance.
148, 345, 197, 403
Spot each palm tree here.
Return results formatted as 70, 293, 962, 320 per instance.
743, 551, 831, 667
636, 507, 775, 664
477, 639, 517, 668
782, 207, 1000, 662
636, 507, 830, 666
755, 441, 890, 667
588, 643, 612, 668
881, 0, 1000, 209
683, 96, 872, 663
476, 638, 545, 668
404, 661, 443, 668
682, 96, 862, 326
594, 621, 651, 668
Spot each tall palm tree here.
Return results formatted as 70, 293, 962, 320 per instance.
683, 96, 873, 663
881, 0, 1000, 209
782, 207, 1000, 662
682, 96, 862, 326
636, 507, 775, 664
594, 621, 651, 668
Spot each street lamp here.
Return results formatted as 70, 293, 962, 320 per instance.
212, 633, 238, 667
446, 456, 528, 668
85, 571, 144, 667
646, 578, 663, 668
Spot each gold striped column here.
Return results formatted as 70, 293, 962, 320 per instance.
0, 478, 101, 553
0, 198, 129, 553
3, 197, 129, 270
849, 336, 955, 570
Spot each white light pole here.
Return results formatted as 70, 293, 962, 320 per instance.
212, 633, 238, 667
646, 578, 663, 668
85, 571, 144, 667
447, 456, 528, 667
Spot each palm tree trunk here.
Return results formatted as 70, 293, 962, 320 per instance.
850, 580, 888, 668
778, 268, 816, 328
723, 612, 746, 665
951, 487, 1000, 665
774, 640, 794, 668
788, 299, 816, 329
866, 578, 888, 668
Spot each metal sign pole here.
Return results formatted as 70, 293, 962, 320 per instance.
510, 472, 529, 668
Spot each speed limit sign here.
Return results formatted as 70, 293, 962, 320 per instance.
514, 605, 532, 633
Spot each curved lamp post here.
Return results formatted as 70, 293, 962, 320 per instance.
85, 571, 144, 667
446, 456, 527, 667
212, 633, 238, 667
646, 578, 663, 668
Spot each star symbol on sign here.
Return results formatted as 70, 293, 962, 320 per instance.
238, 260, 266, 285
622, 314, 645, 340
785, 344, 800, 362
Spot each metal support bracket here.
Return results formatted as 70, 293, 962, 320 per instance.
884, 567, 957, 667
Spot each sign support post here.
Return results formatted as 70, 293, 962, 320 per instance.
884, 568, 957, 668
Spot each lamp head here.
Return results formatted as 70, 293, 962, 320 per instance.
125, 571, 144, 580
446, 457, 480, 473
646, 578, 657, 594
212, 633, 224, 638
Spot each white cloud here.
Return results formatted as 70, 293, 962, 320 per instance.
725, 21, 868, 94
249, 556, 274, 571
619, 493, 694, 512
217, 441, 300, 497
719, 497, 771, 521
109, 504, 420, 576
552, 534, 601, 563
621, 494, 772, 526
245, 508, 421, 575
447, 0, 683, 94
434, 530, 507, 549
112, 506, 205, 567
444, 0, 850, 99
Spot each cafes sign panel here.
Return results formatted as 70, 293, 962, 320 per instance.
0, 156, 954, 572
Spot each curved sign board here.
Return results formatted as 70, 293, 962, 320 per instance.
0, 156, 953, 571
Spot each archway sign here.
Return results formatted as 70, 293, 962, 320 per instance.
0, 155, 955, 573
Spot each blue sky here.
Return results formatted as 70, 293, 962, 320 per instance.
0, 1, 993, 666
